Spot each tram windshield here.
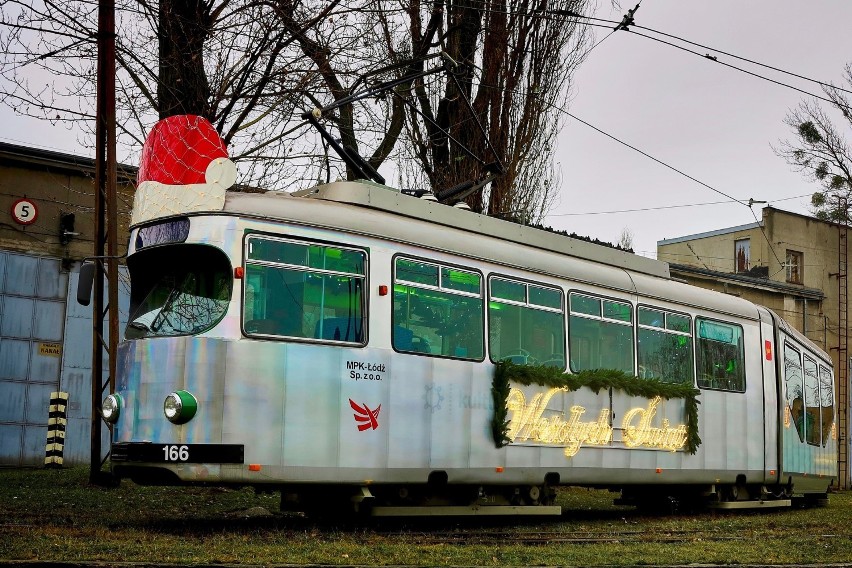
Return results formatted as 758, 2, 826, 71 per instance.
126, 244, 232, 339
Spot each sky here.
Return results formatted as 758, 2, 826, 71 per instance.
546, 0, 852, 258
2, 1, 851, 261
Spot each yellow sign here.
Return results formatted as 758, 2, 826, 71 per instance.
39, 343, 62, 357
506, 387, 687, 457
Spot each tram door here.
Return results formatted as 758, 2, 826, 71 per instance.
780, 334, 836, 478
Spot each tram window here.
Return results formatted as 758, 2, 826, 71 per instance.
243, 237, 366, 344
248, 239, 365, 274
488, 277, 565, 368
396, 258, 439, 287
783, 344, 805, 442
393, 257, 483, 360
818, 365, 835, 447
637, 307, 693, 384
695, 318, 745, 392
126, 244, 232, 339
568, 293, 634, 374
803, 355, 821, 446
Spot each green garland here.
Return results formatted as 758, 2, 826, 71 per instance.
491, 361, 701, 454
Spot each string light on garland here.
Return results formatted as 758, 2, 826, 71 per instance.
491, 361, 701, 455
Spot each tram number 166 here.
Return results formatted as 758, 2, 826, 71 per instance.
163, 445, 189, 461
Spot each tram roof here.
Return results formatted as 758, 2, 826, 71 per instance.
129, 179, 759, 319
226, 180, 672, 280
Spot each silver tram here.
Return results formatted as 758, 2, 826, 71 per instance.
101, 178, 837, 514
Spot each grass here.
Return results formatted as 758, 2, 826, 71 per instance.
1, 467, 851, 566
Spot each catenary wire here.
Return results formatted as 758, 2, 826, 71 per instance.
449, 2, 848, 105
631, 23, 852, 97
547, 193, 812, 217
625, 30, 837, 106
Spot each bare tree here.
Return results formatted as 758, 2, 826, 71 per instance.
368, 0, 593, 221
1, 0, 595, 222
777, 63, 852, 223
0, 0, 339, 186
618, 227, 633, 251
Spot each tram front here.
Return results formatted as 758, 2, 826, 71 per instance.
100, 214, 247, 483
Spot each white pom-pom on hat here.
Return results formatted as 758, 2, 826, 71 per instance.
206, 157, 237, 190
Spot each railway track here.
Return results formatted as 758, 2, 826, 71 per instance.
370, 528, 748, 545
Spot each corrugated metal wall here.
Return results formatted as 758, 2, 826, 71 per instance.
0, 252, 128, 467
60, 267, 129, 466
0, 253, 67, 465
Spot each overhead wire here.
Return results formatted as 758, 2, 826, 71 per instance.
547, 193, 812, 217
350, 24, 803, 267
625, 29, 838, 106
294, 1, 817, 268
557, 109, 747, 206
442, 4, 824, 266
449, 2, 849, 105
630, 23, 852, 97
559, 107, 787, 266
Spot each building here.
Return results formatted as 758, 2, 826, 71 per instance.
658, 206, 849, 489
0, 142, 133, 467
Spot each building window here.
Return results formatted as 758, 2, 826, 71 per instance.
734, 239, 750, 273
786, 250, 803, 284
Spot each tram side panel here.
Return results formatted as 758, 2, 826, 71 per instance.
679, 316, 762, 481
626, 275, 769, 483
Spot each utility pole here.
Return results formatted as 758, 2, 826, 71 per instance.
90, 0, 119, 485
840, 199, 850, 490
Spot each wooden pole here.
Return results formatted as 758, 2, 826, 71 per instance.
90, 0, 118, 486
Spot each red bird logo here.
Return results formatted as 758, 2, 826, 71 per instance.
349, 399, 381, 431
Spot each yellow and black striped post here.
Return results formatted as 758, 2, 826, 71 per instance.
45, 392, 69, 468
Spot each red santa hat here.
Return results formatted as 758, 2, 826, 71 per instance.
138, 115, 236, 189
132, 115, 236, 226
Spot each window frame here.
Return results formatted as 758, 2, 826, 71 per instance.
802, 353, 821, 446
636, 304, 694, 384
487, 274, 566, 366
818, 363, 836, 447
391, 254, 485, 361
394, 257, 482, 299
242, 233, 369, 346
783, 342, 805, 441
567, 290, 635, 374
734, 238, 750, 273
694, 316, 746, 393
125, 243, 233, 340
785, 249, 803, 284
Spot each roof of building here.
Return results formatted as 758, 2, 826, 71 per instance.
657, 221, 762, 246
669, 262, 825, 300
657, 205, 844, 248
0, 141, 136, 179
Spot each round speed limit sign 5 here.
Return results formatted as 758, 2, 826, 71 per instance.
11, 198, 38, 225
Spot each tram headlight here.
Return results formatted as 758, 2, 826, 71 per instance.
164, 390, 197, 424
102, 394, 122, 424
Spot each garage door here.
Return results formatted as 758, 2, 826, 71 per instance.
0, 252, 66, 466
